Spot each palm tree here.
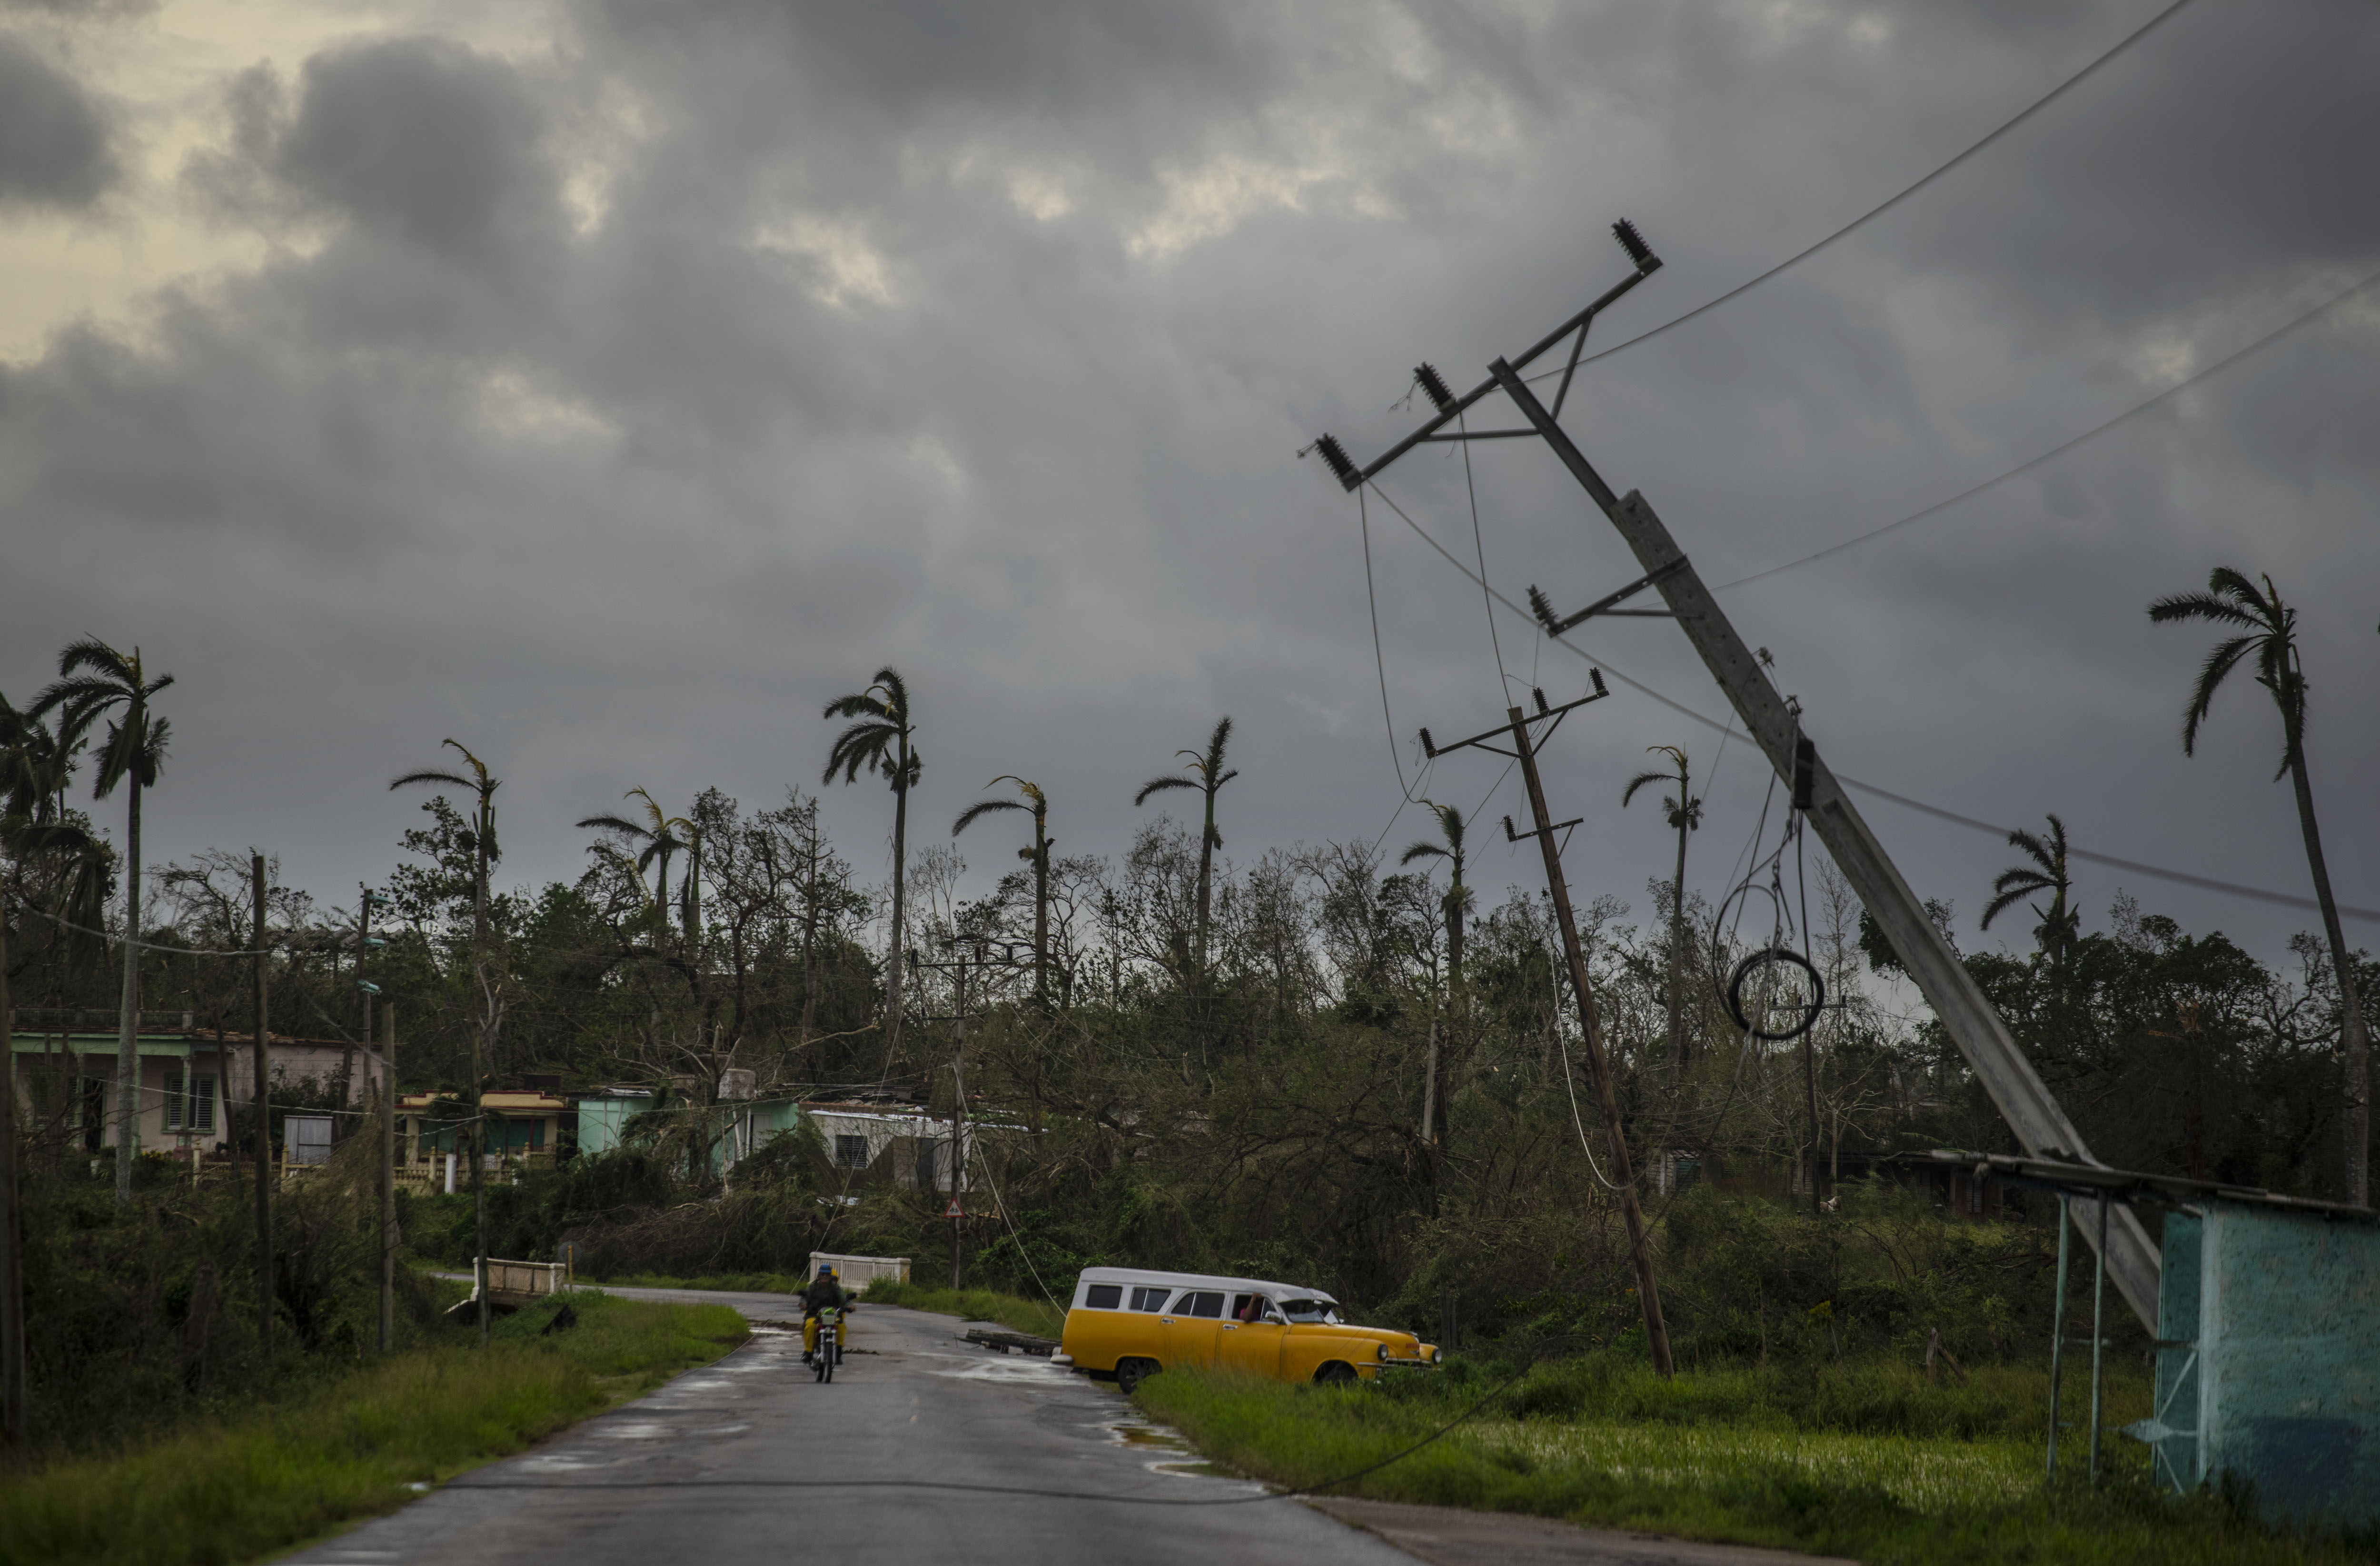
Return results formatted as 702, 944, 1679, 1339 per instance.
1623, 745, 1701, 1081
34, 639, 173, 1203
1981, 813, 2078, 966
1134, 717, 1237, 977
389, 739, 502, 1342
579, 788, 699, 943
953, 777, 1053, 1006
2150, 568, 2371, 1206
391, 740, 500, 939
823, 668, 920, 1071
0, 697, 109, 972
1400, 801, 1472, 1156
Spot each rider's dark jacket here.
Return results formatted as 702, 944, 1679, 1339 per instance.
802, 1276, 851, 1314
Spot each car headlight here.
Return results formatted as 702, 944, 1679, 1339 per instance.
1377, 1343, 1390, 1361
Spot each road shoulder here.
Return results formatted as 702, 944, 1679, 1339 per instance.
1302, 1497, 1859, 1566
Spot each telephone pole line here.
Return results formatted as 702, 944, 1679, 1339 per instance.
1421, 680, 1674, 1377
250, 852, 274, 1375
1311, 216, 2161, 1329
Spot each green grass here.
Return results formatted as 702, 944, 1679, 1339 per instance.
0, 1292, 748, 1566
859, 1279, 1066, 1340
1135, 1357, 2371, 1566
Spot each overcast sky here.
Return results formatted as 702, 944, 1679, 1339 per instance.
2, 0, 2374, 968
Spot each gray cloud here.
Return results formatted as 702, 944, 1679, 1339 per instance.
2, 0, 2375, 968
0, 33, 113, 209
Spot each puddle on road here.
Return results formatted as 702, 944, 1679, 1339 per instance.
1111, 1423, 1188, 1452
595, 1422, 753, 1440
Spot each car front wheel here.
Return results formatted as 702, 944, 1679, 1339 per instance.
1116, 1357, 1160, 1394
1315, 1361, 1359, 1386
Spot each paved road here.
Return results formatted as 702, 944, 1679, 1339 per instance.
287, 1287, 1418, 1566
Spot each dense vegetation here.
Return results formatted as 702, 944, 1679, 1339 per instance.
3, 637, 2371, 1530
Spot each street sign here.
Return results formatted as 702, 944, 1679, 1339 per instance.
944, 1198, 964, 1219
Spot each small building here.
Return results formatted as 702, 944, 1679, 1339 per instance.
802, 1101, 975, 1192
1931, 1151, 2380, 1529
9, 1009, 385, 1166
398, 1088, 570, 1186
570, 1084, 801, 1176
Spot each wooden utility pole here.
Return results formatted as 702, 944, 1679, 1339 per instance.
380, 1003, 396, 1354
0, 916, 28, 1449
250, 852, 273, 1372
1415, 685, 1673, 1376
1303, 219, 2160, 1331
1504, 702, 1675, 1378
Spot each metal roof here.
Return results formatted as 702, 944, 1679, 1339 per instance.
1921, 1149, 2380, 1222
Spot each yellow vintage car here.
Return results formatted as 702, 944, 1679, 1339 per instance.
1055, 1267, 1439, 1391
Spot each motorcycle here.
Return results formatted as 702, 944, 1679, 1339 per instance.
811, 1306, 843, 1383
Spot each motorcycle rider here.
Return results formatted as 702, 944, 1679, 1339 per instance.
802, 1262, 852, 1364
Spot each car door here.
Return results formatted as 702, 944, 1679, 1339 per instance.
1159, 1289, 1226, 1367
1217, 1295, 1287, 1379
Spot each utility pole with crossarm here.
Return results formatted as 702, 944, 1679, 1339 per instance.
1421, 678, 1674, 1376
1309, 219, 2162, 1331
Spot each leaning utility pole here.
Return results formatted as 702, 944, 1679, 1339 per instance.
1309, 219, 2162, 1329
250, 852, 274, 1372
1420, 682, 1674, 1376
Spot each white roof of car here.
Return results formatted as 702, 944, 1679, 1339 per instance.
1076, 1265, 1337, 1303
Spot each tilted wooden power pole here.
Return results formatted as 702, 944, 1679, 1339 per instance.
251, 852, 274, 1372
1421, 682, 1674, 1375
1312, 220, 2162, 1330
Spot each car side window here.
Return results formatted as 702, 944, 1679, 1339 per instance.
1085, 1284, 1123, 1309
1130, 1286, 1171, 1312
1185, 1291, 1225, 1319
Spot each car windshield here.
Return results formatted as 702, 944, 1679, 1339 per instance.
1277, 1298, 1340, 1323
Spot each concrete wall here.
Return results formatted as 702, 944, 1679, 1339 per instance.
10, 1034, 385, 1155
2169, 1199, 2380, 1526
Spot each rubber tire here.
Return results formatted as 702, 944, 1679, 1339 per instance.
1315, 1361, 1359, 1386
1115, 1358, 1157, 1395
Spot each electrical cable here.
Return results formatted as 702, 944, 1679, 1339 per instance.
2, 891, 279, 956
1358, 486, 1422, 806
1457, 410, 1512, 698
1711, 261, 2380, 591
1527, 0, 2205, 378
1358, 479, 2380, 926
967, 1135, 1064, 1318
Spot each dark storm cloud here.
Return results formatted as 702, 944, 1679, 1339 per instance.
274, 39, 557, 264
0, 0, 2373, 966
0, 32, 113, 209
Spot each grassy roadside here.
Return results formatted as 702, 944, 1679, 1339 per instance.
0, 1293, 747, 1566
859, 1280, 1066, 1340
1135, 1359, 2368, 1566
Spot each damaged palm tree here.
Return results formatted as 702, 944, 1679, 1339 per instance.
390, 740, 506, 1343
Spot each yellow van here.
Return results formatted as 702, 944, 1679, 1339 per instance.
1055, 1267, 1439, 1392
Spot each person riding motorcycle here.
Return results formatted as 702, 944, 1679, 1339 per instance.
802, 1263, 852, 1363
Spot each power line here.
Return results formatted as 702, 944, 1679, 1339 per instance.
1712, 262, 2380, 590
1537, 0, 2204, 378
1357, 479, 2380, 927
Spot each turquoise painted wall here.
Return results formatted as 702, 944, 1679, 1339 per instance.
571, 1095, 800, 1172
2155, 1199, 2380, 1527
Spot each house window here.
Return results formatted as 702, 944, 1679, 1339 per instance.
166, 1073, 216, 1134
835, 1135, 869, 1168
